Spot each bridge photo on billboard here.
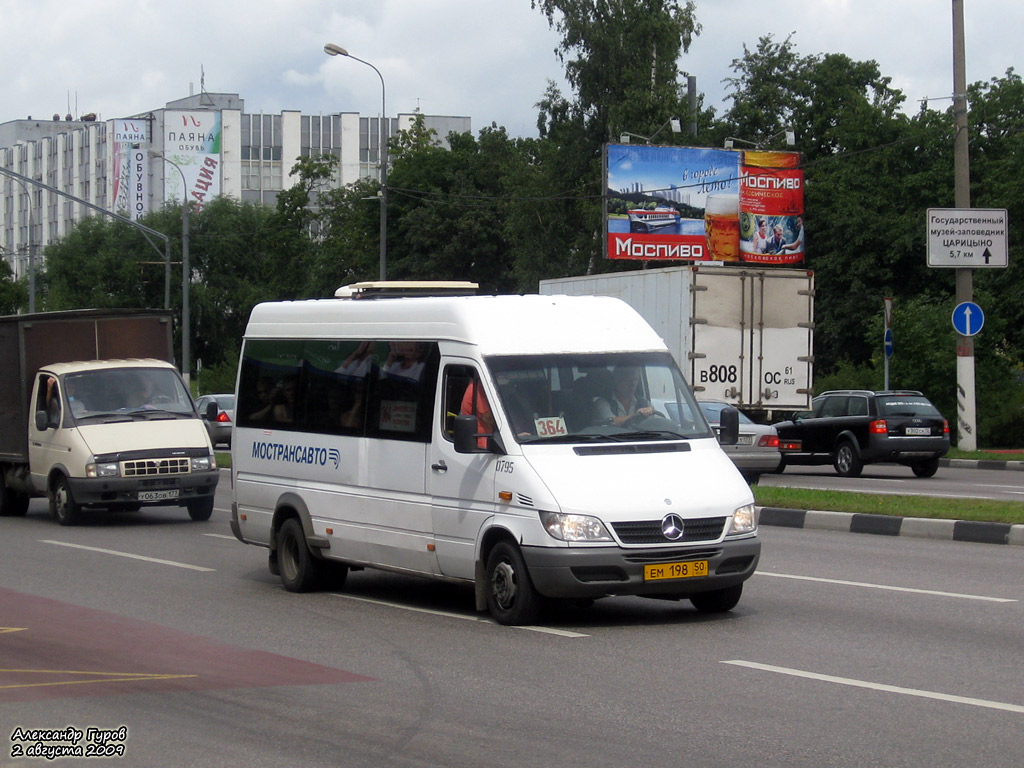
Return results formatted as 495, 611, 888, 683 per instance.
604, 144, 805, 266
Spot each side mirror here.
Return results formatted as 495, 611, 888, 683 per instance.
204, 401, 218, 421
453, 414, 506, 455
35, 410, 51, 431
453, 414, 482, 453
718, 406, 739, 445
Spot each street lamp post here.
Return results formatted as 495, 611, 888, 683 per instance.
12, 178, 36, 313
324, 43, 387, 280
1, 165, 171, 315
149, 151, 191, 389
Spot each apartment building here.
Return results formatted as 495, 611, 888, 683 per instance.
0, 91, 470, 279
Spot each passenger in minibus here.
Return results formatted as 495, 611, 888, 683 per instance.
273, 375, 299, 423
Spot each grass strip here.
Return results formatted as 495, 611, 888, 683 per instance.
752, 485, 1024, 525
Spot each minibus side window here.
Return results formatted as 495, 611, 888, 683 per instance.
365, 341, 439, 443
236, 340, 305, 429
238, 338, 438, 443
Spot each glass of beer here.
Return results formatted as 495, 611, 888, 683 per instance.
704, 194, 740, 261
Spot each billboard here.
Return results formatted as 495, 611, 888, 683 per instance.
112, 118, 150, 220
163, 110, 222, 211
605, 144, 804, 265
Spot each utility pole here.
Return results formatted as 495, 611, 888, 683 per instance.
952, 0, 976, 450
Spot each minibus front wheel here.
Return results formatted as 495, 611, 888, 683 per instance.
485, 541, 541, 626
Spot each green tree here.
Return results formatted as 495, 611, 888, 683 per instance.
0, 259, 27, 314
533, 0, 699, 142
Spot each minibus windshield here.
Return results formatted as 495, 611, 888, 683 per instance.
487, 352, 713, 443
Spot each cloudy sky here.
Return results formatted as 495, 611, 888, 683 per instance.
2, 0, 1019, 138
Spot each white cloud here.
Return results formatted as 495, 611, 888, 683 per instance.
0, 0, 1019, 135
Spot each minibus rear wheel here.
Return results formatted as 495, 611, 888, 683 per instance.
278, 518, 326, 592
485, 541, 541, 626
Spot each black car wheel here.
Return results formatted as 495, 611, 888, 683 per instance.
833, 440, 864, 478
911, 457, 940, 478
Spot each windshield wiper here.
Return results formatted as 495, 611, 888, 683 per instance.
615, 430, 691, 441
520, 433, 616, 444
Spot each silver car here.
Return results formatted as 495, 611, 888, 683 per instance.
196, 393, 235, 448
698, 400, 781, 483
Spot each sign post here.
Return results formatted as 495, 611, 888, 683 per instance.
883, 297, 893, 390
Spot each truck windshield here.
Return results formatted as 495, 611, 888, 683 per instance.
64, 368, 194, 419
486, 352, 713, 443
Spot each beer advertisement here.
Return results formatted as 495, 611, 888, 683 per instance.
604, 144, 804, 265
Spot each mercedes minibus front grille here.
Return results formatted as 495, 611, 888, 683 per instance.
612, 517, 726, 544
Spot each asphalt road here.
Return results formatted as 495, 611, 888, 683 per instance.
1, 473, 1022, 767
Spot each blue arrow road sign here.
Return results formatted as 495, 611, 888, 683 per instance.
952, 301, 984, 337
884, 328, 894, 358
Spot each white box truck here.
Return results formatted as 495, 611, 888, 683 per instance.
540, 265, 814, 412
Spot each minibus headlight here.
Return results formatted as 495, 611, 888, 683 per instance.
191, 455, 217, 472
728, 504, 758, 535
86, 462, 120, 478
539, 512, 613, 542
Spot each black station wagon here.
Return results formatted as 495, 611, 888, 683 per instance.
773, 390, 950, 478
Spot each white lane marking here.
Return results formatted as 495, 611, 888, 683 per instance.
331, 593, 588, 637
722, 660, 1024, 714
40, 540, 215, 572
757, 571, 1016, 603
201, 533, 238, 540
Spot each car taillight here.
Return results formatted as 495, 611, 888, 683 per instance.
217, 412, 232, 423
870, 419, 888, 434
779, 439, 801, 452
943, 419, 949, 434
759, 434, 780, 448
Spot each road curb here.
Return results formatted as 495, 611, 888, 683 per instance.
940, 457, 1024, 471
758, 507, 1024, 547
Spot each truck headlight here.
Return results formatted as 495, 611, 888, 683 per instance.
86, 462, 120, 478
539, 511, 613, 542
728, 504, 758, 535
191, 455, 217, 472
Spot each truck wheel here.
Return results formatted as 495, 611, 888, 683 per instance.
690, 584, 743, 613
278, 518, 325, 592
911, 458, 939, 478
0, 478, 29, 517
50, 476, 81, 526
485, 541, 541, 626
833, 440, 863, 478
187, 497, 215, 521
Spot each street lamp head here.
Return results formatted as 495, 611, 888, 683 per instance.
324, 43, 349, 57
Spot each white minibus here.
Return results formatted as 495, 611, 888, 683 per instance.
230, 286, 760, 625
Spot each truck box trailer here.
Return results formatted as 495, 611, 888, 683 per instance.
540, 265, 814, 412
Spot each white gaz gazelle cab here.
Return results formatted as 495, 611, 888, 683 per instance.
230, 283, 759, 625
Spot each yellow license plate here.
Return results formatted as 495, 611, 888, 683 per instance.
643, 560, 709, 581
